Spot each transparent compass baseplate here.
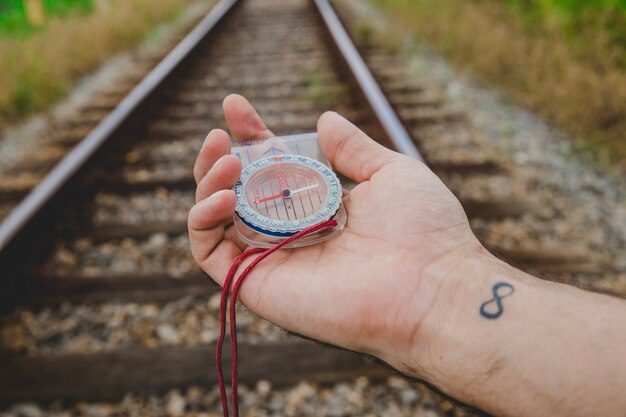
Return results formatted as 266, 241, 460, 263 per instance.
231, 133, 346, 248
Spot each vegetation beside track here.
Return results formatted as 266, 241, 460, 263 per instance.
0, 0, 93, 35
0, 0, 210, 130
368, 0, 626, 168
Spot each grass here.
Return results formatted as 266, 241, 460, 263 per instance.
368, 0, 626, 168
303, 72, 350, 106
0, 0, 94, 35
0, 0, 206, 129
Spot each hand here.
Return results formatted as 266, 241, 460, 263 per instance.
188, 94, 481, 370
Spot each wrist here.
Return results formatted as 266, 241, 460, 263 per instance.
398, 245, 546, 411
386, 244, 529, 383
414, 248, 511, 379
378, 242, 626, 417
375, 240, 495, 375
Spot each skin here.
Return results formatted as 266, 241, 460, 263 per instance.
189, 94, 626, 417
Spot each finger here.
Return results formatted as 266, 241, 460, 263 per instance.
193, 129, 231, 184
202, 239, 243, 286
225, 225, 247, 252
195, 154, 242, 203
189, 189, 236, 234
317, 111, 401, 183
188, 190, 241, 281
223, 94, 274, 140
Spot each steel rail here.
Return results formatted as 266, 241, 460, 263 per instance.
0, 0, 240, 252
312, 0, 424, 162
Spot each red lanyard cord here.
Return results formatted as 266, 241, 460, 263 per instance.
215, 247, 264, 417
215, 219, 338, 417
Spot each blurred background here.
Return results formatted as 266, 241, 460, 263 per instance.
1, 0, 625, 168
370, 0, 626, 170
0, 0, 198, 129
1, 0, 625, 416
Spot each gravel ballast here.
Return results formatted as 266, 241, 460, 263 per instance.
47, 234, 195, 278
92, 189, 193, 226
0, 377, 472, 417
1, 294, 287, 354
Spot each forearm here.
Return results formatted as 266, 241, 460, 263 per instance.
387, 248, 626, 417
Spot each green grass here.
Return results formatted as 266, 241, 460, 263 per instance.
0, 0, 211, 129
303, 72, 349, 106
0, 0, 93, 36
505, 0, 626, 26
368, 0, 626, 168
505, 0, 626, 66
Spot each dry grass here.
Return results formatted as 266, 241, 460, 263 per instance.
0, 0, 206, 128
369, 0, 626, 168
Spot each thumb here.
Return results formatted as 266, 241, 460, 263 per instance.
317, 111, 400, 183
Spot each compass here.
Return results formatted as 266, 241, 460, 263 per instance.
233, 154, 345, 247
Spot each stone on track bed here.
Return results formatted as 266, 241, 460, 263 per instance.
1, 295, 286, 355
1, 377, 474, 417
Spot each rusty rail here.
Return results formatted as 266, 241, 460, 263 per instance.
312, 0, 424, 162
0, 0, 240, 253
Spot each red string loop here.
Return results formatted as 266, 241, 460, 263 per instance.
215, 219, 338, 417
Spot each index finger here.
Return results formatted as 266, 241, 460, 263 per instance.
193, 128, 231, 184
223, 94, 274, 141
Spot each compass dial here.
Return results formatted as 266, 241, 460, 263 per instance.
234, 155, 341, 236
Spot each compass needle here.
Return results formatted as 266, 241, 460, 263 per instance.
290, 183, 320, 195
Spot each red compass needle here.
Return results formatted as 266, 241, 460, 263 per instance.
254, 191, 284, 204
254, 183, 319, 204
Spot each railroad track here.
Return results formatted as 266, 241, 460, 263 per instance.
0, 4, 216, 218
0, 0, 608, 414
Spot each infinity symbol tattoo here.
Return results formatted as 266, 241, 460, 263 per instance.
480, 282, 515, 320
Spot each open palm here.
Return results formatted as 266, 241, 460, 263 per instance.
188, 94, 478, 363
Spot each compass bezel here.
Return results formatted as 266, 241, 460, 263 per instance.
234, 155, 342, 236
